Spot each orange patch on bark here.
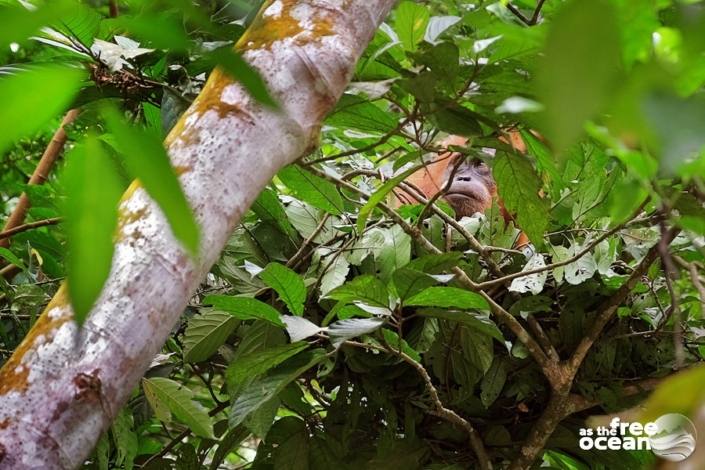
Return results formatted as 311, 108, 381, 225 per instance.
0, 285, 72, 395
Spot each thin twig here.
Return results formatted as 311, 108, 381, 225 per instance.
0, 217, 61, 241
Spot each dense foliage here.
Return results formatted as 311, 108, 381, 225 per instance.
2, 0, 705, 468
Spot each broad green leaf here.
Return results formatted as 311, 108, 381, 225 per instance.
430, 104, 484, 137
375, 225, 411, 281
271, 417, 310, 470
111, 14, 190, 51
226, 342, 309, 396
183, 310, 240, 363
0, 247, 26, 271
418, 309, 504, 342
229, 349, 325, 427
0, 64, 85, 155
382, 329, 420, 362
395, 1, 430, 51
63, 136, 123, 323
278, 165, 344, 215
480, 359, 507, 408
0, 2, 72, 51
326, 94, 397, 133
142, 377, 214, 439
326, 275, 390, 310
260, 262, 306, 315
204, 295, 284, 327
391, 268, 437, 302
357, 164, 422, 232
535, 0, 622, 151
318, 254, 350, 297
493, 152, 549, 245
252, 188, 297, 237
209, 47, 277, 108
405, 287, 488, 310
111, 409, 138, 470
103, 107, 200, 256
642, 364, 705, 421
209, 427, 249, 470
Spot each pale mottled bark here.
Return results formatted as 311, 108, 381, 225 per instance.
0, 1, 396, 467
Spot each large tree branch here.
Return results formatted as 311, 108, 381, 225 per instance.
0, 1, 396, 467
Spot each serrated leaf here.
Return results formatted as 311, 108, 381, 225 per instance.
326, 275, 390, 310
203, 295, 284, 327
260, 262, 306, 315
142, 377, 214, 439
183, 310, 239, 363
63, 135, 123, 324
278, 165, 344, 215
319, 254, 350, 297
227, 342, 309, 396
326, 94, 397, 133
405, 287, 488, 310
328, 317, 385, 348
103, 106, 200, 256
252, 188, 296, 237
395, 0, 430, 51
494, 152, 549, 245
229, 349, 325, 427
0, 64, 85, 156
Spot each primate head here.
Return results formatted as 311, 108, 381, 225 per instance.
441, 155, 496, 217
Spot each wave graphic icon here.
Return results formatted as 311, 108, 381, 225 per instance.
649, 414, 697, 462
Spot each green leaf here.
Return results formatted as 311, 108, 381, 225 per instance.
418, 309, 504, 342
183, 310, 240, 363
229, 349, 325, 427
252, 188, 297, 237
493, 152, 550, 245
142, 377, 214, 439
535, 0, 622, 151
391, 268, 437, 302
226, 342, 309, 396
203, 295, 284, 327
326, 94, 397, 133
430, 104, 484, 137
480, 359, 507, 408
103, 106, 200, 256
0, 247, 26, 271
382, 329, 421, 362
0, 2, 71, 52
112, 14, 190, 51
357, 164, 421, 232
326, 275, 390, 310
63, 136, 123, 324
405, 287, 489, 310
395, 0, 430, 51
260, 262, 306, 315
278, 165, 344, 215
209, 47, 277, 108
0, 64, 85, 156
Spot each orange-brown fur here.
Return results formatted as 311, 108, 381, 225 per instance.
396, 132, 530, 248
